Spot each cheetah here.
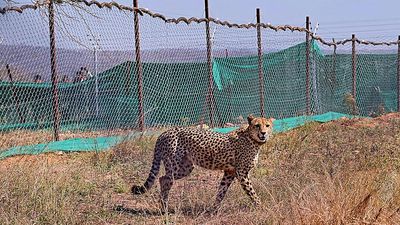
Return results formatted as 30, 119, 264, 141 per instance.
131, 115, 274, 211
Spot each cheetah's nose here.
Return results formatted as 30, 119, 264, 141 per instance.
260, 132, 266, 135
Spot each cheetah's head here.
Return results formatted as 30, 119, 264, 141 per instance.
247, 115, 274, 143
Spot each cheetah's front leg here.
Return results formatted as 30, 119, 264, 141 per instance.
213, 170, 236, 208
236, 170, 261, 205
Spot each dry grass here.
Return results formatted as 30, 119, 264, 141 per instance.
0, 114, 400, 224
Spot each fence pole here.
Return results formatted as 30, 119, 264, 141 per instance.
351, 34, 357, 100
332, 38, 337, 80
204, 0, 215, 127
305, 16, 311, 115
256, 8, 265, 118
48, 0, 60, 141
6, 64, 25, 123
397, 35, 400, 112
133, 0, 145, 131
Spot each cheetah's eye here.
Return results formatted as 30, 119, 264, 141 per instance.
266, 124, 270, 127
255, 124, 260, 128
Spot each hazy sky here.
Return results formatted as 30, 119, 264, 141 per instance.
1, 0, 399, 79
2, 0, 400, 48
129, 0, 400, 41
3, 0, 400, 41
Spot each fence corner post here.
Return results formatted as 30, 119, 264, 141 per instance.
203, 0, 215, 127
256, 8, 265, 118
332, 38, 337, 78
133, 0, 145, 131
351, 33, 357, 104
48, 0, 60, 141
305, 16, 311, 115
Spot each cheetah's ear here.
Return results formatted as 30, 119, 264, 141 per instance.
247, 114, 255, 125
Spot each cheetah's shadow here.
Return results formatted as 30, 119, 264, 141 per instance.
114, 205, 163, 216
113, 204, 213, 217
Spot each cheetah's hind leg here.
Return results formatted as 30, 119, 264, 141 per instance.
159, 155, 194, 214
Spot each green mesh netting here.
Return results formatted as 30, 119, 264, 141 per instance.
2, 41, 395, 132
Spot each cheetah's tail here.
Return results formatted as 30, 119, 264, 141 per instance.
131, 145, 162, 195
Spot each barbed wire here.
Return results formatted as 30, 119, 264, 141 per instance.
0, 3, 40, 13
1, 0, 400, 48
0, 0, 142, 14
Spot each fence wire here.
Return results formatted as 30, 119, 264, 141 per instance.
0, 1, 399, 152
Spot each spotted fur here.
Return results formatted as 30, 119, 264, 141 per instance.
131, 115, 274, 211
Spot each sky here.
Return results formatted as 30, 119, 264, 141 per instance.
3, 0, 400, 41
128, 0, 400, 41
1, 0, 400, 79
2, 0, 400, 54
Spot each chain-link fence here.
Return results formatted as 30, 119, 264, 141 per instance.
1, 0, 399, 152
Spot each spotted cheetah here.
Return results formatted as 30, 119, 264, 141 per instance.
131, 115, 274, 211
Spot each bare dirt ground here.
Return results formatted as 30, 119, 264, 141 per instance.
0, 113, 400, 224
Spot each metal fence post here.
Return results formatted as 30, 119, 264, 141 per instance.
48, 0, 60, 141
351, 34, 357, 101
332, 38, 337, 80
331, 39, 337, 109
204, 0, 215, 127
397, 35, 400, 112
133, 0, 145, 131
305, 16, 311, 115
256, 8, 265, 118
